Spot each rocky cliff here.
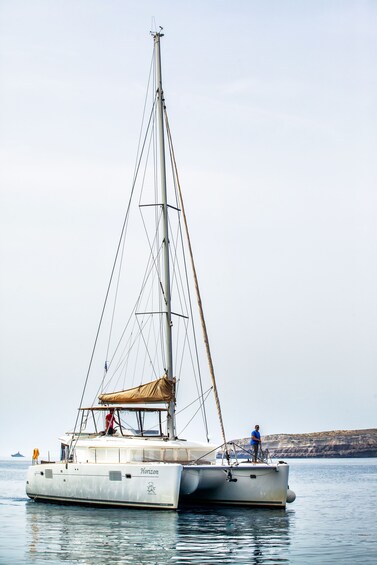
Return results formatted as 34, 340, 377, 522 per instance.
231, 428, 377, 458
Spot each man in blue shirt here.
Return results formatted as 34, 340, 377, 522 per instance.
250, 424, 261, 462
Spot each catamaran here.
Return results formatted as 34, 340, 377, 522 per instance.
26, 30, 295, 510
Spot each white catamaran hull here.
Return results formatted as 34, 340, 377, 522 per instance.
181, 463, 290, 507
26, 462, 182, 510
26, 461, 290, 509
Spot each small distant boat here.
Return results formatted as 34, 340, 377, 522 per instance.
11, 451, 24, 458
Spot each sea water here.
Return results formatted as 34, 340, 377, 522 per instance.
0, 458, 376, 564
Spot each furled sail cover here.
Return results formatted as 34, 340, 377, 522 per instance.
98, 376, 175, 404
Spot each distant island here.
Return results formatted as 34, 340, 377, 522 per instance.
11, 451, 25, 458
226, 429, 377, 458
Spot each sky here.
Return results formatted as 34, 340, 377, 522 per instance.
0, 0, 376, 459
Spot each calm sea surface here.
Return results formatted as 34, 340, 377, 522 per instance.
0, 458, 376, 564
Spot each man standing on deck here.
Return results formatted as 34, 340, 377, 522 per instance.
250, 425, 261, 462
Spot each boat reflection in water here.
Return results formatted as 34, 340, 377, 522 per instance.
26, 502, 292, 564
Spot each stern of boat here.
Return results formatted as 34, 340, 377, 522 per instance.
180, 461, 292, 507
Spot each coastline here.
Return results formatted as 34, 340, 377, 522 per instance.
228, 428, 377, 458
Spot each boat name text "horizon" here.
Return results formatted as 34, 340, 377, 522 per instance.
140, 467, 159, 476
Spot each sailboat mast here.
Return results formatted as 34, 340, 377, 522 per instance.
154, 31, 176, 439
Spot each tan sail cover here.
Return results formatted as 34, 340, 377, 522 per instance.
98, 376, 175, 404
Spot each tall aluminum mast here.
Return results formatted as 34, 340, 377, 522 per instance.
153, 30, 176, 439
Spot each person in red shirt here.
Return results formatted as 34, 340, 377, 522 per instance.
105, 409, 117, 435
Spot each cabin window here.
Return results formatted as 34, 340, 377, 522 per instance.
143, 449, 163, 462
45, 469, 53, 479
119, 410, 162, 436
109, 471, 122, 481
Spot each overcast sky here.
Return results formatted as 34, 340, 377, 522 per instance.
1, 1, 376, 458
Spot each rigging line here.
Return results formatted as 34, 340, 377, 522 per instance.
135, 314, 160, 380
104, 208, 129, 382
135, 210, 168, 372
106, 318, 141, 386
164, 110, 229, 456
166, 241, 206, 433
137, 255, 165, 377
172, 317, 186, 377
175, 316, 204, 412
177, 387, 213, 437
165, 125, 210, 440
105, 49, 156, 370
138, 200, 172, 371
101, 224, 164, 393
171, 245, 209, 438
162, 147, 208, 432
131, 314, 145, 387
156, 384, 212, 433
167, 213, 190, 317
190, 444, 220, 465
139, 198, 165, 297
141, 305, 158, 380
99, 231, 165, 394
164, 228, 205, 410
89, 165, 159, 403
72, 101, 158, 439
135, 114, 166, 311
228, 440, 265, 461
138, 93, 157, 206
135, 50, 156, 189
95, 259, 156, 395
94, 304, 138, 398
